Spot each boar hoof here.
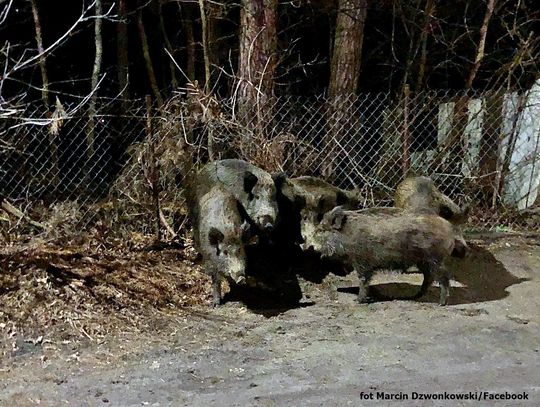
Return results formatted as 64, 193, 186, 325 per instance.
438, 295, 448, 306
357, 294, 371, 304
212, 298, 222, 308
357, 284, 371, 304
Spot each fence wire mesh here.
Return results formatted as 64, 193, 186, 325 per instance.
1, 86, 539, 239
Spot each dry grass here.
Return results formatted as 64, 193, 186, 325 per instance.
0, 232, 211, 358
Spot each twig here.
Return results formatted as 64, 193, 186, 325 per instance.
1, 199, 45, 229
159, 209, 177, 239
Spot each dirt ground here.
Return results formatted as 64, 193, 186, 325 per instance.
1, 233, 539, 406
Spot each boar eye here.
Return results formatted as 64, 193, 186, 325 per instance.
223, 250, 229, 256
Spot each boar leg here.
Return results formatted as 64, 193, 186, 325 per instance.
430, 263, 450, 306
211, 272, 222, 307
412, 263, 434, 300
355, 264, 373, 304
437, 275, 450, 306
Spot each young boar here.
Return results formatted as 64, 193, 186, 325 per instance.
198, 186, 246, 306
304, 207, 467, 305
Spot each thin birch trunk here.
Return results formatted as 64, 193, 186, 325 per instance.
138, 11, 163, 106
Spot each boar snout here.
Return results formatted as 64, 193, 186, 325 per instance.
300, 242, 314, 252
257, 215, 275, 233
451, 238, 469, 258
229, 267, 246, 285
235, 275, 246, 285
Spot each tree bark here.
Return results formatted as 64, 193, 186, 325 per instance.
138, 11, 163, 106
237, 0, 278, 132
328, 0, 367, 98
87, 0, 102, 163
116, 0, 130, 103
29, 0, 59, 189
465, 0, 496, 90
415, 0, 435, 92
159, 2, 178, 90
478, 91, 503, 207
29, 0, 48, 107
181, 4, 196, 82
207, 1, 226, 88
323, 0, 368, 180
198, 0, 211, 93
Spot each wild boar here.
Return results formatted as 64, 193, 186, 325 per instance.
201, 159, 277, 233
299, 206, 401, 252
273, 174, 362, 245
197, 186, 246, 306
395, 176, 468, 224
303, 206, 468, 305
185, 159, 279, 246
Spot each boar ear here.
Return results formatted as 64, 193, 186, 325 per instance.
272, 172, 287, 187
278, 179, 297, 202
336, 191, 348, 206
439, 205, 454, 221
462, 204, 471, 217
316, 195, 325, 210
417, 177, 434, 194
329, 207, 347, 230
208, 227, 225, 246
454, 205, 471, 224
317, 195, 333, 213
295, 194, 307, 208
244, 171, 259, 194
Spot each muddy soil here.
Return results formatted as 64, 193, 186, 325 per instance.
1, 234, 539, 406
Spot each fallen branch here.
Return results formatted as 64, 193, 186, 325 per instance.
159, 208, 177, 239
1, 199, 45, 229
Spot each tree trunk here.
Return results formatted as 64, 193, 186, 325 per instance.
328, 0, 367, 98
207, 1, 226, 88
323, 0, 368, 181
29, 0, 48, 107
181, 4, 197, 82
428, 0, 496, 183
29, 0, 59, 189
116, 0, 130, 103
198, 0, 211, 93
138, 11, 163, 106
159, 2, 178, 90
237, 0, 277, 135
478, 91, 503, 207
465, 0, 496, 90
87, 0, 102, 166
415, 0, 435, 92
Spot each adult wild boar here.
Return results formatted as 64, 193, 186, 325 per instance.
298, 205, 399, 255
395, 176, 468, 224
303, 207, 468, 305
186, 159, 279, 246
273, 174, 362, 245
198, 186, 246, 306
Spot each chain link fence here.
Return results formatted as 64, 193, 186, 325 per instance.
1, 85, 539, 239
